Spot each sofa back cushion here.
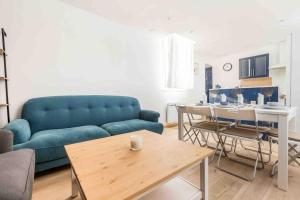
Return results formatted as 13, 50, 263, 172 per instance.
22, 95, 141, 134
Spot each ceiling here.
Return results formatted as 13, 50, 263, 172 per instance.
60, 0, 300, 58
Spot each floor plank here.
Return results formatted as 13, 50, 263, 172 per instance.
32, 127, 300, 200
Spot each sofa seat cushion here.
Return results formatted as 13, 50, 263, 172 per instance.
101, 119, 163, 135
0, 149, 35, 200
14, 126, 110, 163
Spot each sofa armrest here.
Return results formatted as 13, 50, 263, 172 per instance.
140, 110, 160, 122
4, 119, 31, 145
0, 130, 13, 154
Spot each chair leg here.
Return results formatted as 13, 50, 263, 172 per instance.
226, 137, 235, 152
233, 139, 268, 166
217, 140, 224, 167
219, 135, 228, 157
191, 129, 199, 144
270, 143, 300, 177
199, 130, 208, 146
289, 153, 300, 165
205, 131, 210, 144
258, 141, 265, 169
250, 149, 260, 181
212, 135, 228, 162
217, 140, 258, 181
183, 128, 195, 143
195, 130, 207, 146
288, 144, 300, 165
211, 140, 223, 162
211, 141, 219, 162
193, 130, 206, 147
233, 138, 238, 153
267, 138, 272, 163
217, 136, 263, 181
270, 160, 278, 177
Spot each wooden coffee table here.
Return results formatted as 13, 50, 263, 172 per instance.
65, 130, 213, 200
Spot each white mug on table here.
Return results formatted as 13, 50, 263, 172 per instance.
130, 135, 143, 150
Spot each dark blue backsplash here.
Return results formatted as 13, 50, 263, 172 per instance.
209, 87, 279, 104
209, 86, 279, 130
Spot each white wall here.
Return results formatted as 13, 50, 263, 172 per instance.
207, 43, 283, 89
0, 0, 205, 126
291, 30, 300, 131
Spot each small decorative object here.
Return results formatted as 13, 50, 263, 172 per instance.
280, 94, 286, 100
280, 94, 287, 106
223, 63, 233, 71
130, 135, 143, 151
267, 102, 282, 107
257, 93, 264, 106
251, 101, 256, 105
215, 84, 222, 89
237, 94, 244, 105
221, 94, 227, 102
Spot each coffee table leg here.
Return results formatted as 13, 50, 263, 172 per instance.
200, 157, 208, 200
178, 107, 184, 141
71, 168, 78, 198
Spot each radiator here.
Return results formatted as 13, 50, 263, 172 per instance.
166, 103, 178, 123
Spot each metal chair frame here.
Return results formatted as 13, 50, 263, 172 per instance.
180, 106, 216, 147
235, 123, 272, 163
184, 107, 236, 152
268, 136, 300, 176
214, 107, 265, 181
234, 138, 272, 163
175, 105, 205, 146
185, 113, 210, 146
179, 105, 237, 161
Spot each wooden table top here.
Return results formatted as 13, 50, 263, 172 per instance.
65, 130, 213, 200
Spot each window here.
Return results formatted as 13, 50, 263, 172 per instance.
163, 34, 195, 89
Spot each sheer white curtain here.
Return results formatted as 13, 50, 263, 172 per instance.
164, 34, 194, 89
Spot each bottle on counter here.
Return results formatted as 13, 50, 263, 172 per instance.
257, 93, 264, 106
237, 94, 244, 105
221, 93, 227, 103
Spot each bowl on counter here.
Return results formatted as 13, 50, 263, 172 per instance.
267, 102, 282, 107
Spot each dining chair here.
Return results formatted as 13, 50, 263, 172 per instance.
183, 106, 234, 153
182, 106, 214, 146
214, 107, 265, 181
234, 123, 272, 163
175, 105, 200, 143
266, 129, 300, 176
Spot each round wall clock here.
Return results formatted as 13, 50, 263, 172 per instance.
223, 63, 233, 71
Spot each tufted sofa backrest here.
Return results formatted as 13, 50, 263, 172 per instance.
22, 95, 141, 134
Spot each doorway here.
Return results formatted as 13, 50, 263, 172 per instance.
205, 65, 213, 102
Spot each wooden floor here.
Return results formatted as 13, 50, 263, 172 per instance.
33, 127, 300, 200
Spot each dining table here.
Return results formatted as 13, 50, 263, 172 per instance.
176, 103, 297, 191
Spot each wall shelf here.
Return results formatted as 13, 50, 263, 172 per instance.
1, 28, 10, 122
0, 76, 8, 80
269, 64, 286, 70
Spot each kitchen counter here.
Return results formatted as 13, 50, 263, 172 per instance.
209, 86, 278, 104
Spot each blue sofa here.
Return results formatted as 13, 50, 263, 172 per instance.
4, 95, 163, 172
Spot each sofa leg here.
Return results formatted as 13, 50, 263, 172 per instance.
71, 168, 78, 198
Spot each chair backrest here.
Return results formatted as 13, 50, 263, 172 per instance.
184, 106, 213, 117
213, 107, 257, 122
22, 95, 141, 134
